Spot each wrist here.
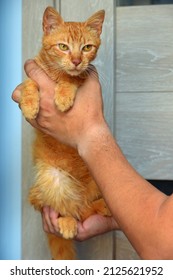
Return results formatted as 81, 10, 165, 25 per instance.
77, 120, 112, 161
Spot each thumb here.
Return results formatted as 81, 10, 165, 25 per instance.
12, 84, 23, 103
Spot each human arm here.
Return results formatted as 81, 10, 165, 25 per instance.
41, 206, 119, 241
80, 124, 173, 259
12, 60, 173, 259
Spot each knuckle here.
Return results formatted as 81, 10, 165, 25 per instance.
43, 227, 47, 233
49, 228, 55, 234
24, 59, 39, 79
37, 117, 49, 129
43, 223, 49, 233
42, 206, 48, 214
52, 219, 58, 229
39, 97, 52, 112
24, 59, 34, 72
75, 236, 85, 242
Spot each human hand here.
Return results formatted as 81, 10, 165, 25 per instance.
76, 213, 119, 241
12, 60, 106, 151
41, 206, 119, 240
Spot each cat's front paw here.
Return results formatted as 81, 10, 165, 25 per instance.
58, 217, 77, 239
54, 83, 77, 112
20, 79, 39, 119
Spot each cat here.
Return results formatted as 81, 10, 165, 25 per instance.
20, 6, 111, 260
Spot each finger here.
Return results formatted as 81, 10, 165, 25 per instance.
49, 208, 59, 231
24, 59, 55, 89
11, 84, 23, 103
42, 206, 55, 234
25, 118, 52, 135
41, 209, 49, 233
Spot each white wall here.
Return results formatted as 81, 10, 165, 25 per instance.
0, 0, 22, 259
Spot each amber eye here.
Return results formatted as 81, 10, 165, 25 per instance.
58, 43, 69, 51
82, 45, 92, 52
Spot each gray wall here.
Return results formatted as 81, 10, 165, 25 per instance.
116, 5, 173, 180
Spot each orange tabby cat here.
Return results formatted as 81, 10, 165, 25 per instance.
20, 6, 111, 260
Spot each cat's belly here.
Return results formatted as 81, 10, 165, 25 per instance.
30, 164, 89, 220
33, 130, 92, 185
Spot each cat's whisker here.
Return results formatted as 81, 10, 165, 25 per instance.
38, 61, 67, 78
85, 65, 107, 87
90, 67, 108, 88
98, 71, 108, 87
84, 66, 100, 81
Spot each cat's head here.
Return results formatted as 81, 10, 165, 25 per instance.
42, 7, 105, 76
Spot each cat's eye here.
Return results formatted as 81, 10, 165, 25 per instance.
82, 45, 92, 52
58, 43, 69, 51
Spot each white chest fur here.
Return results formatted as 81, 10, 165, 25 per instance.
33, 163, 87, 219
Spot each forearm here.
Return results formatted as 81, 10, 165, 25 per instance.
78, 123, 173, 259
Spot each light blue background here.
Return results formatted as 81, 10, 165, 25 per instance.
0, 0, 22, 259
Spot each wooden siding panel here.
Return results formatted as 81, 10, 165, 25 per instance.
116, 5, 173, 93
115, 232, 140, 260
116, 5, 173, 180
76, 232, 113, 260
116, 91, 173, 179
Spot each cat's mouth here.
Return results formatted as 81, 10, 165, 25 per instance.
66, 64, 89, 76
66, 69, 83, 77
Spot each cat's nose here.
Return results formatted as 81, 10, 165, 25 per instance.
72, 58, 82, 66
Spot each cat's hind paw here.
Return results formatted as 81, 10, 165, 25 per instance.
58, 216, 77, 239
92, 198, 112, 217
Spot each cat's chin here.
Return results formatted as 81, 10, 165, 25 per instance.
66, 70, 82, 77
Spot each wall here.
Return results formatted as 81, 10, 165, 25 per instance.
116, 5, 173, 180
0, 0, 22, 259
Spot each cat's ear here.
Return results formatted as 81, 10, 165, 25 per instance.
43, 7, 64, 35
85, 10, 105, 36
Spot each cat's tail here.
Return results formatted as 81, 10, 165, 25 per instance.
47, 233, 76, 260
